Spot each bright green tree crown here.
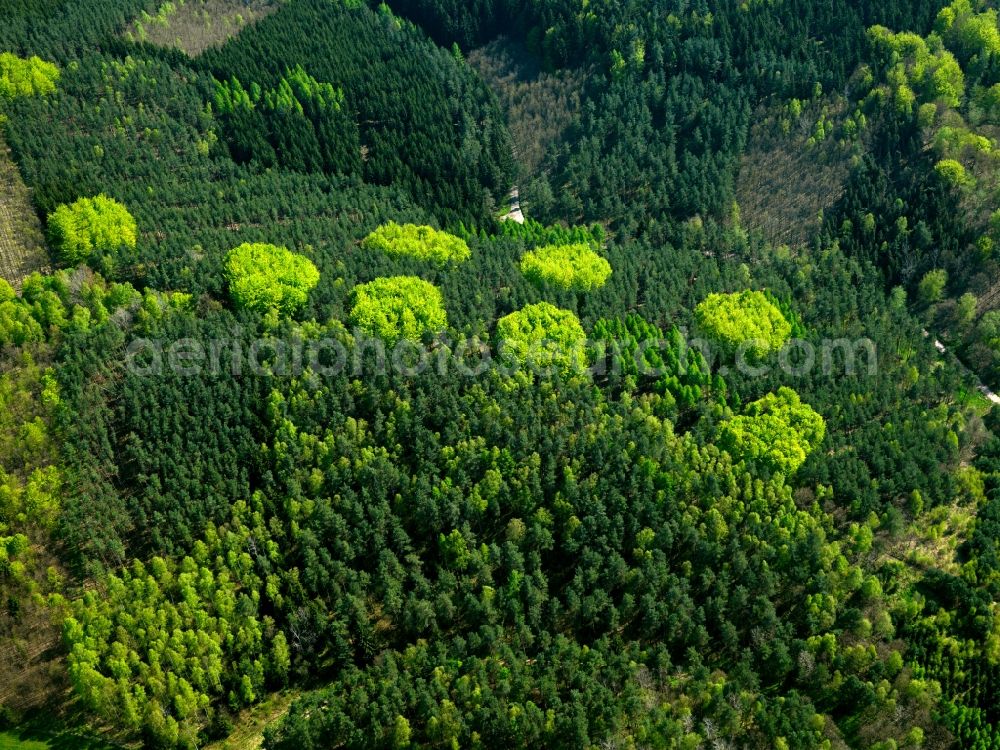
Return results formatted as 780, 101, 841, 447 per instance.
47, 195, 138, 264
0, 52, 59, 101
350, 275, 448, 341
694, 290, 792, 358
520, 243, 612, 291
361, 222, 471, 264
720, 387, 826, 474
495, 301, 588, 374
224, 242, 320, 314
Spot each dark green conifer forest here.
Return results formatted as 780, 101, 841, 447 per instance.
3, 0, 1000, 748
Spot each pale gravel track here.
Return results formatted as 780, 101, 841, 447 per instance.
501, 186, 525, 223
925, 330, 1000, 405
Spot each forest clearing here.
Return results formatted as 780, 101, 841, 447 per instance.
124, 0, 279, 56
0, 135, 47, 290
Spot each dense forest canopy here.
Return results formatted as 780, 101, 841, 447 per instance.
1, 0, 1000, 749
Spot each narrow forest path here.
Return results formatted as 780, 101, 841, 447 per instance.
502, 186, 525, 223
925, 330, 1000, 405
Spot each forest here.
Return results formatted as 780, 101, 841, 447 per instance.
1, 0, 1000, 748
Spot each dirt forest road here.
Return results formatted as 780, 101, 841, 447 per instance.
502, 187, 525, 223
926, 331, 1000, 405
